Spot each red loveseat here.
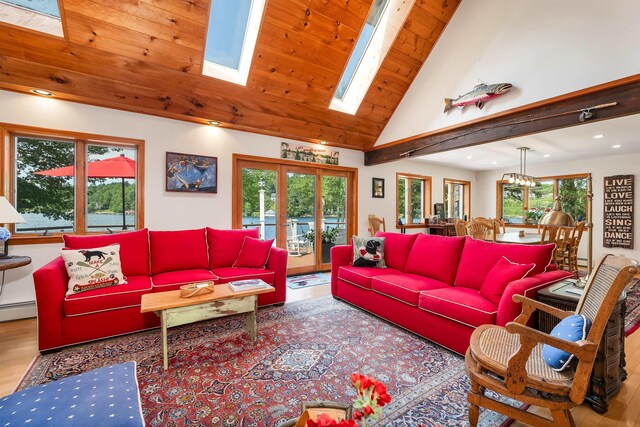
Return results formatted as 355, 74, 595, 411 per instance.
33, 227, 287, 352
331, 232, 572, 354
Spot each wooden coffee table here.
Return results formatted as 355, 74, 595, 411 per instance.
141, 281, 275, 369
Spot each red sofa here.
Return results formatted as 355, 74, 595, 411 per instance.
331, 232, 572, 354
33, 227, 287, 352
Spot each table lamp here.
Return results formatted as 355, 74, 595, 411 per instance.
0, 197, 26, 259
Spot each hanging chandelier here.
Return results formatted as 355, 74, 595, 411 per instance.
501, 147, 538, 187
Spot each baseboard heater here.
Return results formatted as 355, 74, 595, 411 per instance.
0, 301, 36, 322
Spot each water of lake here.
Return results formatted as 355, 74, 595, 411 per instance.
16, 213, 134, 233
15, 213, 345, 241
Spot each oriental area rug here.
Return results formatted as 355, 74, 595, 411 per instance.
624, 278, 640, 336
19, 297, 516, 427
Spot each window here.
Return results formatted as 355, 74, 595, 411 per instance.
497, 174, 587, 226
202, 0, 266, 85
444, 179, 470, 220
329, 0, 413, 114
396, 173, 431, 227
0, 0, 63, 36
3, 126, 144, 242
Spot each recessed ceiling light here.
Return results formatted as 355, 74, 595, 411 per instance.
491, 161, 497, 165
319, 141, 328, 145
543, 154, 550, 158
612, 144, 622, 149
207, 120, 222, 126
593, 134, 604, 139
29, 88, 54, 96
466, 155, 473, 159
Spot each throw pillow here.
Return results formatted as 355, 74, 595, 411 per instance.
479, 256, 535, 305
233, 236, 275, 269
542, 314, 592, 371
61, 244, 127, 296
352, 236, 386, 268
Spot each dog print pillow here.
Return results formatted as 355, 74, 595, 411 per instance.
352, 236, 386, 268
61, 244, 127, 296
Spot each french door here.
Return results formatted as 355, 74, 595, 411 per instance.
233, 155, 356, 275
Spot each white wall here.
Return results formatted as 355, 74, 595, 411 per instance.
0, 89, 476, 320
357, 159, 477, 234
474, 152, 640, 265
378, 0, 640, 145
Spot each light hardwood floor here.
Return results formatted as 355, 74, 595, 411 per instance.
2, 283, 640, 426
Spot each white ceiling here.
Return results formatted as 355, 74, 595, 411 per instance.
415, 114, 640, 171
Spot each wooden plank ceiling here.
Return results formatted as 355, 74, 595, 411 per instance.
0, 0, 459, 150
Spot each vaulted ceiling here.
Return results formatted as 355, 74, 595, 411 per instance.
0, 0, 459, 150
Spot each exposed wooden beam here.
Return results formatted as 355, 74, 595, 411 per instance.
365, 74, 640, 165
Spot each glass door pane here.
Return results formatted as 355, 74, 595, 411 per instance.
241, 168, 277, 240
286, 171, 316, 270
321, 175, 347, 265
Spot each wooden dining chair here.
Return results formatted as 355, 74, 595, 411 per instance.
540, 225, 573, 270
468, 218, 497, 241
368, 217, 385, 236
492, 218, 506, 234
453, 219, 468, 236
466, 254, 638, 427
566, 221, 586, 274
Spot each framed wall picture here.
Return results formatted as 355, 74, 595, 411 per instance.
372, 177, 385, 198
434, 203, 445, 221
166, 152, 218, 193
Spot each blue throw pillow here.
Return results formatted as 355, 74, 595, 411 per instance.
0, 362, 143, 426
542, 314, 591, 371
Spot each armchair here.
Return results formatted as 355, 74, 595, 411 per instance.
465, 254, 638, 427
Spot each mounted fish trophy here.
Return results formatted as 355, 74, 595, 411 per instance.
444, 82, 513, 113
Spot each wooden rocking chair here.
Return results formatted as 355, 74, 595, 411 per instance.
465, 254, 638, 427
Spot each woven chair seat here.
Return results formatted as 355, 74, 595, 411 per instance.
472, 325, 573, 392
466, 255, 639, 427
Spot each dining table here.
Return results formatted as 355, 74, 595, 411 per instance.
495, 232, 544, 245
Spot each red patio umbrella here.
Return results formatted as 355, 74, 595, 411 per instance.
35, 154, 135, 230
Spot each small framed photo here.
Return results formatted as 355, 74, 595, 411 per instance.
434, 203, 445, 221
166, 152, 218, 193
372, 178, 385, 198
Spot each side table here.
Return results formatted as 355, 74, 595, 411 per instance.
0, 256, 32, 303
537, 280, 626, 414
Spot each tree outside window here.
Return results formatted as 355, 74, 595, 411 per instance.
6, 128, 143, 241
444, 179, 470, 220
396, 173, 431, 227
498, 175, 587, 225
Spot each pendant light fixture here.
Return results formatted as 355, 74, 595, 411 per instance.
501, 147, 539, 187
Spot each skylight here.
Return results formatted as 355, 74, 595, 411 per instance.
202, 0, 265, 86
0, 0, 63, 36
330, 0, 414, 115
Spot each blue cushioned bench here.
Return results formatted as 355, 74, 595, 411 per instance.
0, 362, 144, 426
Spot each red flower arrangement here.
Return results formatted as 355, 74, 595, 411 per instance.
306, 374, 392, 427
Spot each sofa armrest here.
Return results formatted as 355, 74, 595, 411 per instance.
266, 246, 288, 304
33, 256, 69, 351
330, 245, 352, 295
496, 269, 573, 326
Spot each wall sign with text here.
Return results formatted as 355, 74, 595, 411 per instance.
603, 174, 634, 249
